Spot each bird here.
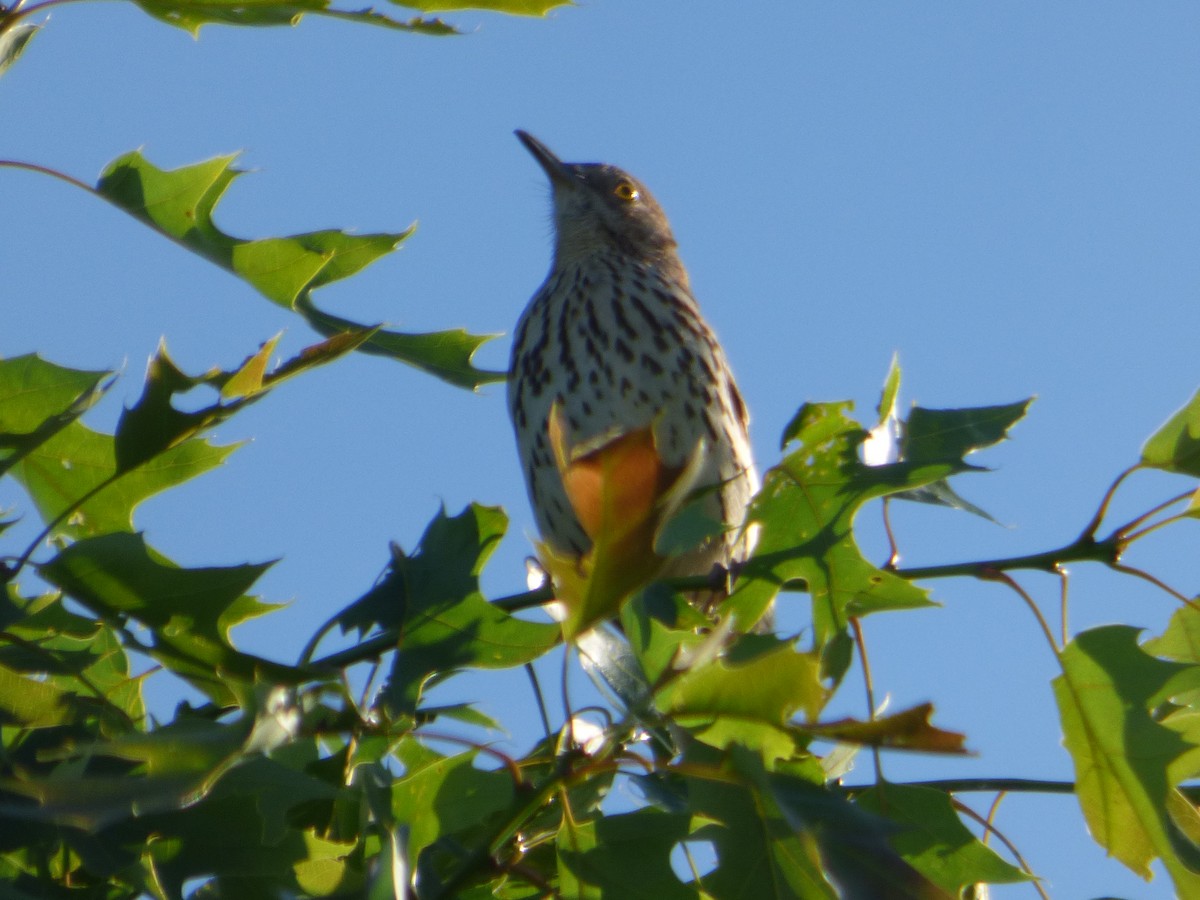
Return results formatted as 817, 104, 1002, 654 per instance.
507, 130, 759, 617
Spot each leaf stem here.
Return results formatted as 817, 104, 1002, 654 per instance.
1110, 562, 1197, 608
1079, 463, 1140, 540
1120, 506, 1196, 546
1108, 488, 1193, 541
952, 796, 1050, 900
849, 617, 883, 785
984, 569, 1060, 654
0, 158, 97, 194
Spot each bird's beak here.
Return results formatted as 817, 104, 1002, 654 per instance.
515, 130, 573, 187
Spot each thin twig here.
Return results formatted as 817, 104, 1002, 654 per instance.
0, 158, 96, 194
954, 796, 1050, 900
982, 791, 1006, 846
881, 498, 901, 570
982, 569, 1060, 654
1079, 463, 1140, 540
525, 663, 552, 740
1111, 562, 1197, 608
1109, 489, 1194, 541
1121, 507, 1196, 546
849, 617, 883, 785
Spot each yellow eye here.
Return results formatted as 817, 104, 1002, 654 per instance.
613, 181, 640, 202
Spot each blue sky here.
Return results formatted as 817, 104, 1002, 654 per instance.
4, 2, 1200, 896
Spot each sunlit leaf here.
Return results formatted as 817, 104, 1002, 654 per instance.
397, 0, 569, 14
115, 331, 372, 472
0, 21, 38, 78
97, 151, 405, 307
730, 401, 936, 682
682, 764, 836, 898
11, 419, 234, 538
1053, 625, 1200, 893
1142, 387, 1200, 477
94, 150, 502, 388
855, 784, 1032, 892
0, 355, 111, 477
0, 591, 142, 730
132, 0, 458, 36
391, 740, 516, 879
657, 635, 825, 725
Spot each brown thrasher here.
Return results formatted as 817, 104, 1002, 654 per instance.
508, 131, 758, 607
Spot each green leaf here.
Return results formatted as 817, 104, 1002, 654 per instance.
296, 296, 506, 389
759, 768, 952, 900
0, 590, 143, 730
131, 0, 458, 36
656, 635, 825, 725
730, 401, 935, 683
557, 810, 695, 900
893, 478, 1002, 525
0, 714, 252, 831
903, 400, 1032, 467
38, 533, 304, 704
97, 151, 405, 307
0, 664, 80, 728
94, 150, 503, 388
1053, 625, 1200, 894
1146, 604, 1200, 666
336, 505, 559, 713
1142, 387, 1200, 477
115, 331, 373, 472
855, 784, 1032, 893
391, 741, 516, 875
875, 353, 901, 423
10, 419, 234, 538
681, 745, 946, 898
0, 354, 111, 477
682, 765, 836, 898
0, 22, 38, 78
397, 0, 569, 14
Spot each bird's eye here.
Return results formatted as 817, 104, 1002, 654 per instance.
613, 181, 640, 202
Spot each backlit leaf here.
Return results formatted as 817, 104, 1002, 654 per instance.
0, 355, 110, 477
730, 401, 935, 682
1142, 387, 1200, 477
94, 150, 502, 388
1053, 625, 1200, 894
855, 784, 1032, 892
11, 420, 233, 538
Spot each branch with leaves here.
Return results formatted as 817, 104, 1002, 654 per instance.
5, 5, 1200, 897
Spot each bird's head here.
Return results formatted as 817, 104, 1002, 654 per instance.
516, 130, 679, 270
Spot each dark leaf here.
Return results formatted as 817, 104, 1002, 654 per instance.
38, 533, 306, 704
